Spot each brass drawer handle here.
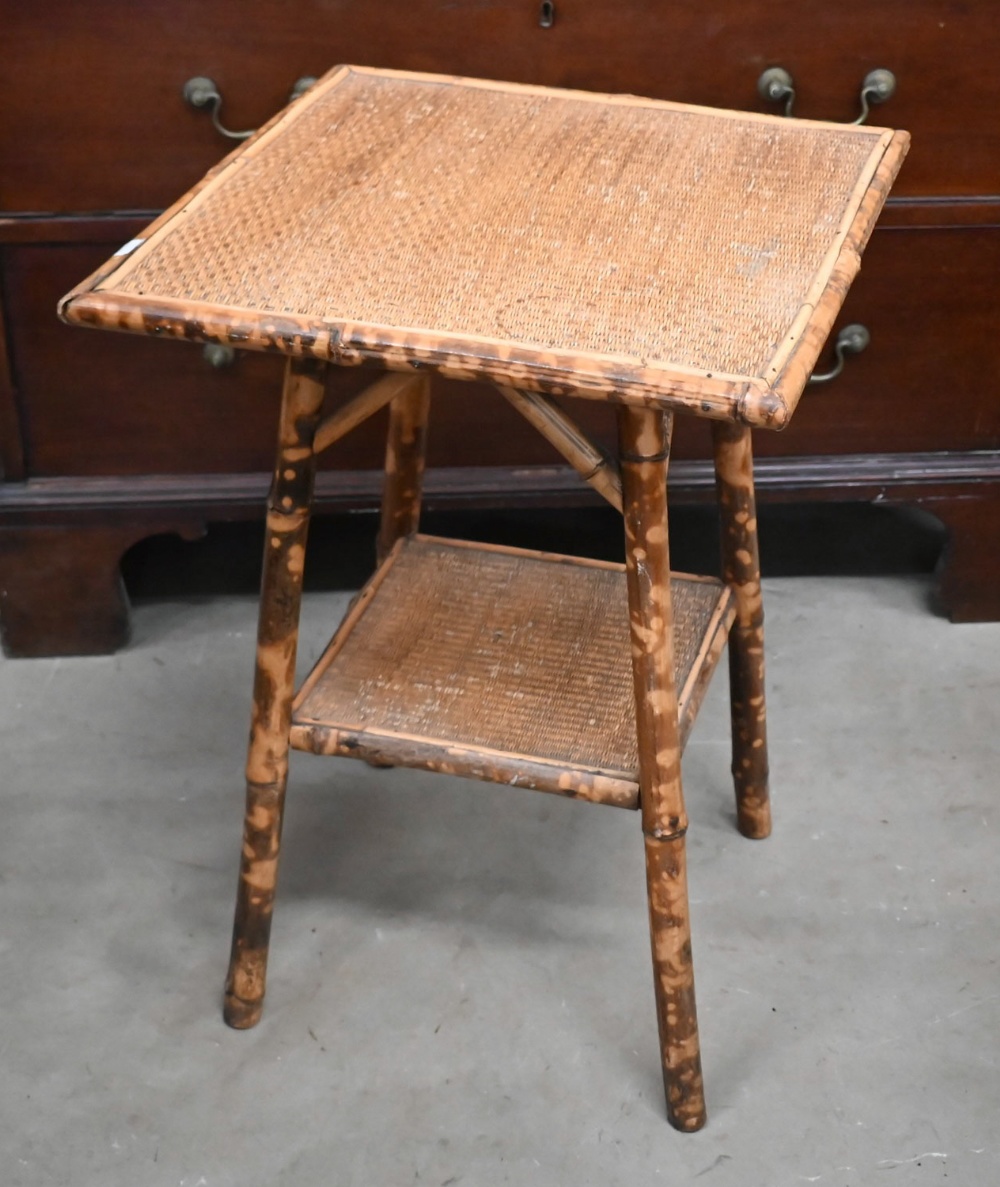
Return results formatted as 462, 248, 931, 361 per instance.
808, 324, 870, 385
289, 76, 319, 101
183, 76, 318, 141
757, 67, 896, 125
202, 343, 237, 368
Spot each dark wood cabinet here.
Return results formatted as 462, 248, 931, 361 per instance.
3, 1, 999, 654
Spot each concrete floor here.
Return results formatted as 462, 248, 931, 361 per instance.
2, 574, 998, 1186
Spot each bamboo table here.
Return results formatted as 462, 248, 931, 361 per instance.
60, 66, 907, 1131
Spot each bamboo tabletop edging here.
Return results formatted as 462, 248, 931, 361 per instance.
58, 66, 908, 430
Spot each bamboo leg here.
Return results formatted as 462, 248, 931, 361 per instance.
711, 421, 771, 840
223, 356, 327, 1029
618, 405, 706, 1132
376, 372, 431, 563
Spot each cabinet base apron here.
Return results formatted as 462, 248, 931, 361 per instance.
2, 451, 999, 656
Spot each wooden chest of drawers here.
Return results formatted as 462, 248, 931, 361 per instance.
2, 1, 999, 654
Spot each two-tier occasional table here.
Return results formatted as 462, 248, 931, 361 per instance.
60, 66, 907, 1131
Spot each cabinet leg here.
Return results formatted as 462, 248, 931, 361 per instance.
618, 405, 706, 1132
224, 358, 327, 1029
920, 491, 1000, 623
0, 520, 198, 658
712, 422, 771, 839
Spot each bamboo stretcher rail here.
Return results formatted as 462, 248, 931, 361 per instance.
496, 385, 623, 511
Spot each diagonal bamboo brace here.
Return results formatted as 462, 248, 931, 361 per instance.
496, 385, 623, 512
313, 371, 427, 456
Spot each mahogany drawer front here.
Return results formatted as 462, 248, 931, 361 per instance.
6, 225, 999, 480
670, 225, 1000, 459
3, 243, 586, 477
739, 225, 1000, 460
3, 1, 996, 213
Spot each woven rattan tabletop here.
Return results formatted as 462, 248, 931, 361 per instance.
60, 66, 907, 428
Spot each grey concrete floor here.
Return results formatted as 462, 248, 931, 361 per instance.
2, 574, 998, 1186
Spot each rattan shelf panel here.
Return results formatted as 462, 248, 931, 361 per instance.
290, 535, 735, 808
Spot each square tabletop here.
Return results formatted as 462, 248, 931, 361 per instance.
60, 65, 907, 429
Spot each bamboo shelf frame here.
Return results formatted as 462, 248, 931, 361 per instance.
291, 535, 735, 808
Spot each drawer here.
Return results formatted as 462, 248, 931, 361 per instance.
2, 1, 996, 213
550, 1, 999, 198
7, 225, 999, 481
752, 225, 1000, 459
2, 240, 588, 477
671, 225, 1000, 460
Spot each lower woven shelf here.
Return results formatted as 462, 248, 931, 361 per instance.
290, 535, 734, 809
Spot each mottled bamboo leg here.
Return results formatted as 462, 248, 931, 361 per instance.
711, 422, 771, 840
223, 357, 328, 1029
376, 373, 431, 563
618, 405, 706, 1132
